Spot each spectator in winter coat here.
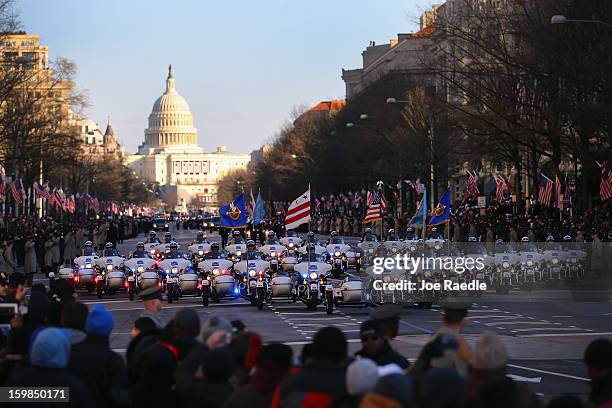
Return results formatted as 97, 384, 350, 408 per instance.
24, 236, 38, 286
271, 327, 348, 408
3, 241, 15, 274
7, 327, 94, 407
63, 230, 77, 263
222, 343, 292, 408
584, 338, 612, 408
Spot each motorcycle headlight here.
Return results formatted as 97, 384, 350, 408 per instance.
334, 251, 341, 257
502, 262, 510, 268
150, 249, 156, 254
213, 268, 220, 275
198, 250, 204, 255
368, 248, 374, 253
410, 246, 416, 252
270, 252, 276, 257
171, 267, 178, 274
249, 269, 256, 277
236, 250, 242, 256
153, 224, 157, 228
202, 223, 208, 227
85, 263, 92, 269
288, 243, 294, 248
106, 265, 113, 271
164, 224, 169, 228
527, 260, 533, 267
571, 257, 577, 264
137, 266, 144, 273
310, 272, 318, 279
552, 258, 559, 264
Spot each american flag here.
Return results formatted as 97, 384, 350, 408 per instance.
555, 175, 562, 209
247, 189, 255, 218
494, 176, 507, 202
10, 179, 23, 204
467, 170, 480, 196
285, 188, 310, 230
65, 195, 76, 213
54, 188, 65, 210
598, 162, 612, 201
367, 190, 387, 212
35, 181, 51, 199
538, 174, 554, 207
364, 191, 384, 223
0, 174, 5, 198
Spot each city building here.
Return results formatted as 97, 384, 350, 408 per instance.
70, 114, 124, 158
125, 65, 250, 210
341, 8, 437, 100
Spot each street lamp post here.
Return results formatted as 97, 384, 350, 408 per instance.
551, 15, 612, 29
376, 180, 384, 240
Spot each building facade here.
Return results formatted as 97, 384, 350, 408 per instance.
125, 66, 250, 210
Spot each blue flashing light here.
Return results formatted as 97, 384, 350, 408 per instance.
302, 273, 308, 278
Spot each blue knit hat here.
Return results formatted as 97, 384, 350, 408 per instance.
86, 304, 114, 336
30, 328, 70, 368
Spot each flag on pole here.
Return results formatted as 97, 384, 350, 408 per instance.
364, 191, 384, 223
538, 174, 554, 206
10, 178, 22, 204
408, 191, 427, 228
555, 175, 562, 209
467, 170, 480, 196
597, 162, 612, 201
220, 194, 248, 228
35, 181, 51, 199
429, 189, 451, 225
248, 189, 255, 218
285, 188, 311, 230
0, 174, 5, 199
253, 191, 265, 225
366, 191, 374, 206
494, 175, 507, 202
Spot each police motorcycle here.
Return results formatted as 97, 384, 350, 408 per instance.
145, 231, 161, 256
297, 231, 327, 256
93, 243, 127, 299
198, 242, 236, 306
158, 242, 198, 303
519, 239, 545, 291
226, 231, 247, 261
325, 231, 351, 278
424, 227, 446, 252
365, 261, 407, 305
404, 228, 421, 255
409, 247, 441, 308
293, 244, 334, 313
357, 228, 380, 266
463, 237, 491, 291
154, 232, 177, 260
233, 241, 270, 309
280, 230, 303, 250
68, 241, 98, 292
561, 237, 587, 286
543, 238, 564, 286
124, 242, 159, 301
381, 229, 407, 256
187, 231, 211, 263
492, 240, 521, 294
259, 232, 283, 274
281, 245, 300, 272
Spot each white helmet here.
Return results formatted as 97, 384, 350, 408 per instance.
521, 236, 530, 242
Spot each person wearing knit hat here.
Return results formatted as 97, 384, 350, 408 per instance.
7, 328, 94, 407
223, 343, 293, 408
347, 357, 379, 395
172, 308, 201, 359
68, 304, 128, 408
361, 373, 414, 407
465, 332, 537, 408
86, 304, 114, 336
271, 327, 347, 408
419, 368, 465, 408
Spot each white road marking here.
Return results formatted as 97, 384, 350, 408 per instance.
507, 374, 542, 383
517, 332, 612, 338
485, 321, 561, 326
507, 364, 589, 381
511, 327, 587, 332
552, 316, 573, 318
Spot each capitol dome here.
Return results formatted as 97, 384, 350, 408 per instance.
144, 65, 200, 149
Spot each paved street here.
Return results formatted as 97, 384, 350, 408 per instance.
37, 225, 611, 397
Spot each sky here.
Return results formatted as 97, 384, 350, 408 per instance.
18, 0, 432, 154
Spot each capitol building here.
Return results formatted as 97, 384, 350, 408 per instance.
125, 66, 250, 210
